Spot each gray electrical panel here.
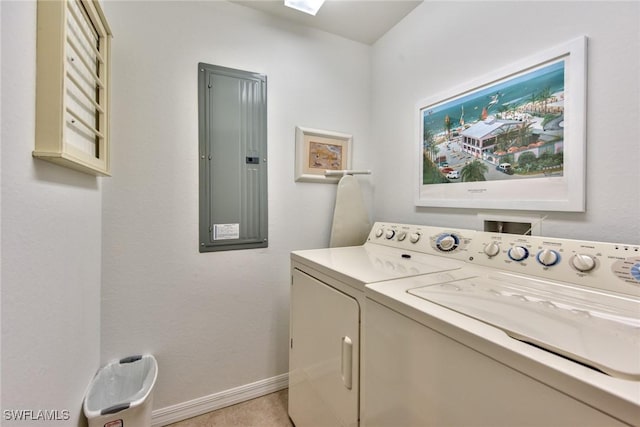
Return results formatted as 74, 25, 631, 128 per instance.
198, 63, 268, 252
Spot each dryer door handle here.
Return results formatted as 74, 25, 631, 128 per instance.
341, 336, 353, 390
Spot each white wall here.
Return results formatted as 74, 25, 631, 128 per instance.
1, 1, 102, 425
371, 1, 640, 243
100, 1, 372, 409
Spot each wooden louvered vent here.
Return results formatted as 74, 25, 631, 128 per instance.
34, 0, 112, 176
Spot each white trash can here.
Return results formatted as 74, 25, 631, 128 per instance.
83, 355, 158, 427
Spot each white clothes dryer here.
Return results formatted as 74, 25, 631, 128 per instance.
289, 223, 465, 427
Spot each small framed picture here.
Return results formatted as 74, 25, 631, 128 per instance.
294, 126, 352, 183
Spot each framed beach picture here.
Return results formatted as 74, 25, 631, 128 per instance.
416, 36, 587, 212
295, 126, 353, 183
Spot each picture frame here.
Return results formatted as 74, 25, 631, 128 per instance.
294, 126, 353, 183
416, 36, 587, 212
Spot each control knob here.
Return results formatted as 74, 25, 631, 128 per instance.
570, 254, 596, 272
375, 228, 384, 238
508, 246, 529, 261
397, 231, 407, 242
436, 233, 459, 252
483, 241, 501, 257
536, 249, 560, 267
409, 232, 421, 243
385, 229, 396, 240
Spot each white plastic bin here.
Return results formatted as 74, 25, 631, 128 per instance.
84, 355, 158, 427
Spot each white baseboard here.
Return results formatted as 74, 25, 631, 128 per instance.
151, 373, 289, 426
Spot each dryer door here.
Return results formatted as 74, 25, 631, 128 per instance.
289, 269, 359, 427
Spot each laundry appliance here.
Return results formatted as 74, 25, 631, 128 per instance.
363, 223, 640, 426
288, 223, 466, 427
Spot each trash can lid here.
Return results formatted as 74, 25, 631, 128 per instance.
83, 355, 158, 417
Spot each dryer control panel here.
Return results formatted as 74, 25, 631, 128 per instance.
368, 222, 640, 297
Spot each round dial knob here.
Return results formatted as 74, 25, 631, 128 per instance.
436, 234, 459, 252
570, 254, 596, 272
409, 232, 421, 243
375, 228, 384, 238
483, 241, 501, 257
385, 229, 396, 240
536, 249, 560, 266
397, 231, 407, 242
508, 246, 529, 261
631, 261, 640, 281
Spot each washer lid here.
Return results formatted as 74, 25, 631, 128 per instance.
407, 272, 640, 380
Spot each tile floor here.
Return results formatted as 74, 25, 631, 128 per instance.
167, 389, 294, 427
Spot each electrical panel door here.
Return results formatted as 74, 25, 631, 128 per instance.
198, 63, 267, 252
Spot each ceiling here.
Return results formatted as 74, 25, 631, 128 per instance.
229, 0, 423, 45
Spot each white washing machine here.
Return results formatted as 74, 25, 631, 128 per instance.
363, 224, 640, 426
288, 223, 465, 427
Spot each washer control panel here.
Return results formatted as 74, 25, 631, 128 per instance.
368, 222, 640, 296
